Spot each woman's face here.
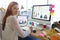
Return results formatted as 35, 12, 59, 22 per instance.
11, 5, 19, 15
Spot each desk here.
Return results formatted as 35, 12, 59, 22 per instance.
21, 26, 60, 40
31, 29, 60, 40
30, 29, 49, 40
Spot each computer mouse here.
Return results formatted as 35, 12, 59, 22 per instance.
32, 30, 36, 33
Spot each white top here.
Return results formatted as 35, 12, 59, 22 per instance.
2, 16, 31, 40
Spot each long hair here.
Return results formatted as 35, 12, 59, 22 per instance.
2, 1, 18, 30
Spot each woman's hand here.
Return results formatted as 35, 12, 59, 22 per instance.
29, 26, 33, 32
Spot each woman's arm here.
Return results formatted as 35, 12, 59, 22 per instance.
9, 16, 31, 38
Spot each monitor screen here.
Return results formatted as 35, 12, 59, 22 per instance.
32, 5, 51, 21
17, 15, 28, 26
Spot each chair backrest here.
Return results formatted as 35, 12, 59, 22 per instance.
0, 23, 2, 40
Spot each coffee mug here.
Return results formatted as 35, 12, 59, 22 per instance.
43, 24, 46, 28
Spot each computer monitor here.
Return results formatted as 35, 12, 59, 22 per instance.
32, 5, 51, 21
18, 15, 28, 27
29, 5, 51, 29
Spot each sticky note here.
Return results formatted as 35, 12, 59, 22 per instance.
50, 5, 55, 8
39, 33, 45, 37
49, 8, 52, 11
50, 10, 54, 13
50, 13, 54, 16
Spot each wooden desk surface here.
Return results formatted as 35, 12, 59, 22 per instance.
31, 29, 60, 40
31, 29, 49, 40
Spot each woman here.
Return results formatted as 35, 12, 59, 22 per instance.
2, 1, 32, 40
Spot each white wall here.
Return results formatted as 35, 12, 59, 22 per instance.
0, 0, 48, 10
49, 0, 60, 23
0, 0, 60, 23
27, 0, 47, 9
0, 0, 27, 10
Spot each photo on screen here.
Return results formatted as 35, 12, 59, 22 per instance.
17, 15, 28, 26
32, 5, 51, 21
